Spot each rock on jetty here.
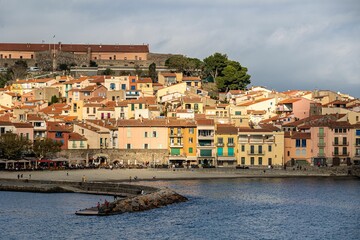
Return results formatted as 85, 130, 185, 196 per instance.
97, 188, 188, 215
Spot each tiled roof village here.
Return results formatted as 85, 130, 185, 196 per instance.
0, 43, 360, 168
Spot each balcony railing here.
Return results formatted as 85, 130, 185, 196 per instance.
318, 142, 326, 147
227, 143, 235, 147
247, 151, 265, 155
317, 133, 326, 137
318, 153, 326, 157
332, 142, 349, 146
170, 143, 183, 147
332, 152, 350, 157
170, 133, 183, 137
216, 142, 224, 147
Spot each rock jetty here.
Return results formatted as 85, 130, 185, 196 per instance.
94, 188, 188, 216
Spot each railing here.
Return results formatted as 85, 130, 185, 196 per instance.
170, 133, 183, 137
332, 152, 350, 156
317, 153, 326, 157
227, 143, 235, 147
318, 142, 326, 147
197, 144, 214, 147
170, 143, 183, 147
333, 142, 349, 146
247, 151, 265, 155
216, 143, 224, 147
317, 133, 325, 137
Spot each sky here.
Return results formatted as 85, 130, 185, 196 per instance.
0, 0, 359, 97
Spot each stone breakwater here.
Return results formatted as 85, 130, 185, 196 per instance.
96, 188, 188, 216
0, 179, 188, 216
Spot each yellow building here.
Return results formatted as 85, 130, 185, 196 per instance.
182, 96, 204, 114
238, 125, 285, 167
136, 78, 154, 97
167, 119, 197, 167
215, 124, 238, 167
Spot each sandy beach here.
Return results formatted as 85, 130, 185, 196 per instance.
0, 167, 351, 182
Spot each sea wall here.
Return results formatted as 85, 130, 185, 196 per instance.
60, 149, 169, 165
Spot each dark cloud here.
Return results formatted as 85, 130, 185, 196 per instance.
0, 0, 359, 97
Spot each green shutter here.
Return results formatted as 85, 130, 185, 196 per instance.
217, 148, 223, 156
171, 148, 181, 155
228, 147, 234, 156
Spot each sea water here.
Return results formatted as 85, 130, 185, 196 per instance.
0, 178, 359, 240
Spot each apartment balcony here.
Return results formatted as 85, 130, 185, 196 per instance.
170, 143, 183, 148
217, 156, 236, 161
318, 142, 326, 147
332, 152, 350, 157
317, 133, 326, 137
355, 142, 360, 147
170, 133, 183, 138
198, 134, 214, 140
227, 143, 235, 147
332, 142, 349, 146
247, 151, 265, 156
216, 142, 224, 147
317, 153, 326, 157
197, 143, 214, 148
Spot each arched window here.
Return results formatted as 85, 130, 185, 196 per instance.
110, 83, 115, 90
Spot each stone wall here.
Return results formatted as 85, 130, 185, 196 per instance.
60, 149, 169, 165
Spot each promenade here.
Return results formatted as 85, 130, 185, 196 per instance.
0, 167, 352, 182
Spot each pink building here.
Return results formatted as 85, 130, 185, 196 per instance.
277, 97, 319, 120
12, 122, 34, 142
117, 119, 168, 150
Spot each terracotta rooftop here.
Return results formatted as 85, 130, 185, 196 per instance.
278, 98, 301, 104
69, 132, 87, 141
216, 124, 238, 135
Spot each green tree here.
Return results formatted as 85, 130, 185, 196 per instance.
216, 60, 251, 92
58, 63, 69, 71
89, 60, 98, 67
102, 68, 114, 75
0, 133, 32, 159
50, 95, 59, 105
203, 53, 228, 81
33, 138, 62, 160
165, 55, 203, 76
148, 62, 157, 82
0, 70, 12, 88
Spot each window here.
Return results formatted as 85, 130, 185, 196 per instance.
153, 131, 157, 137
268, 158, 272, 166
9, 54, 11, 59
131, 104, 135, 111
301, 139, 306, 147
189, 137, 193, 143
194, 104, 199, 110
235, 111, 241, 115
218, 137, 223, 144
87, 108, 89, 114
189, 147, 193, 153
287, 151, 290, 156
139, 104, 142, 109
258, 157, 263, 165
121, 84, 126, 90
268, 145, 272, 152
144, 144, 148, 149
250, 145, 255, 154
144, 132, 148, 138
241, 145, 245, 152
258, 145, 262, 153
296, 149, 300, 156
55, 132, 63, 138
228, 137, 234, 144
334, 137, 339, 145
93, 108, 96, 114
296, 139, 301, 147
110, 83, 115, 90
26, 133, 29, 140
127, 144, 131, 149
250, 157, 255, 165
189, 128, 194, 134
342, 147, 347, 155
241, 157, 245, 165
343, 137, 347, 145
131, 86, 136, 90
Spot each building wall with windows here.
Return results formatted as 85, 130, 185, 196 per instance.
238, 129, 284, 167
215, 124, 238, 167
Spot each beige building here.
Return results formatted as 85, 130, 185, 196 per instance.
238, 126, 285, 167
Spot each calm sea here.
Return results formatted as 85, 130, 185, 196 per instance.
0, 178, 359, 240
